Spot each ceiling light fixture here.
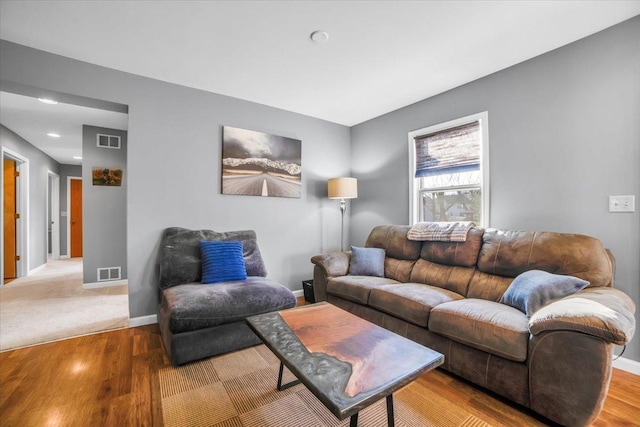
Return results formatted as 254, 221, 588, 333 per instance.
73, 156, 82, 160
38, 98, 58, 105
47, 132, 61, 138
310, 30, 329, 43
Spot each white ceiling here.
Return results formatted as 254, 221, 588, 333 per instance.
1, 1, 639, 126
0, 92, 128, 165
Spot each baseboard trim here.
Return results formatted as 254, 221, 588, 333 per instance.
60, 254, 70, 259
28, 264, 47, 276
613, 356, 640, 375
83, 279, 128, 289
129, 314, 158, 327
293, 289, 304, 297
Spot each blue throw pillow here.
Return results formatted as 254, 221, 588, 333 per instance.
348, 246, 385, 277
500, 270, 589, 317
200, 240, 247, 284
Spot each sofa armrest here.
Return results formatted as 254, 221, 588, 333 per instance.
310, 252, 351, 302
528, 287, 636, 345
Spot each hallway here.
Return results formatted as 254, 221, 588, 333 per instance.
0, 257, 128, 351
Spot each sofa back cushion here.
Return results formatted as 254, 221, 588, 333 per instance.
468, 229, 613, 301
366, 225, 422, 282
410, 260, 476, 296
419, 227, 484, 267
158, 227, 267, 290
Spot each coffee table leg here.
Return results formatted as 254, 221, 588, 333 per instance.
277, 361, 301, 391
350, 413, 358, 427
387, 394, 394, 427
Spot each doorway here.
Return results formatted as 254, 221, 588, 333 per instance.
68, 177, 82, 258
3, 159, 17, 283
2, 148, 29, 285
47, 171, 60, 261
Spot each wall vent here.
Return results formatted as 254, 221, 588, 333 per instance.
97, 133, 121, 149
97, 266, 121, 282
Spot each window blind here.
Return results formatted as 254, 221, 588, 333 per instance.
414, 121, 480, 178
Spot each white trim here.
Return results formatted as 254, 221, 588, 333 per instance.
83, 279, 128, 289
28, 263, 47, 276
129, 314, 157, 327
66, 176, 82, 259
293, 289, 304, 297
1, 147, 30, 284
613, 356, 640, 376
408, 111, 490, 227
60, 255, 70, 259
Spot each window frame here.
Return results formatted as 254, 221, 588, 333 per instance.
408, 111, 490, 226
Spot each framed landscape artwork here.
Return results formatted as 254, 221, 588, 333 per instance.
221, 126, 301, 198
92, 167, 123, 186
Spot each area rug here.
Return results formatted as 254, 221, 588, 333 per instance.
159, 345, 492, 427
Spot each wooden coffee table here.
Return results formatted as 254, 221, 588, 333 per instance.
246, 302, 444, 426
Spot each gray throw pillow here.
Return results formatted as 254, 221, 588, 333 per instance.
348, 246, 385, 277
500, 270, 589, 317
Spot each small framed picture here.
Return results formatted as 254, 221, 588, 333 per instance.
92, 168, 123, 186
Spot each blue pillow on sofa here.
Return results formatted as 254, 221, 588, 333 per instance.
348, 246, 385, 277
500, 270, 589, 317
199, 240, 247, 284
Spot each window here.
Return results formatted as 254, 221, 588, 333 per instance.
408, 112, 489, 226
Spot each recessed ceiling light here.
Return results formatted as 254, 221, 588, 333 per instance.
310, 30, 329, 43
73, 156, 82, 160
38, 98, 58, 105
47, 132, 61, 138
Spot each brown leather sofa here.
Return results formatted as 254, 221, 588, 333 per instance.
311, 225, 636, 427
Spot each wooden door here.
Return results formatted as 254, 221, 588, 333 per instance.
3, 159, 17, 279
70, 179, 83, 258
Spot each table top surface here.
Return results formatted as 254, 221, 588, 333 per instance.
246, 302, 444, 420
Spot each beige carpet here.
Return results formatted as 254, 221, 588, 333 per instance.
0, 258, 129, 351
159, 345, 493, 427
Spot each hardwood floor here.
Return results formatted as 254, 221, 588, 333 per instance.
1, 301, 639, 427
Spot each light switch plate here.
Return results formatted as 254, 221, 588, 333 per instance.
609, 195, 635, 213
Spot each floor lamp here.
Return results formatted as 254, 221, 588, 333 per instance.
328, 177, 358, 251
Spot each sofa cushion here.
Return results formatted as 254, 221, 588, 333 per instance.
409, 259, 476, 296
419, 227, 484, 267
365, 225, 422, 260
348, 246, 385, 277
326, 276, 400, 305
369, 283, 464, 327
158, 227, 267, 290
161, 277, 296, 333
500, 270, 589, 317
476, 229, 612, 287
200, 240, 247, 284
429, 299, 530, 362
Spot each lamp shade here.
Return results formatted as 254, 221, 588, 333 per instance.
328, 177, 358, 199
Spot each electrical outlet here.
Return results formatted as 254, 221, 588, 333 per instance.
609, 195, 635, 213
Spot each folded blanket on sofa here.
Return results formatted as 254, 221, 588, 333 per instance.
407, 221, 475, 242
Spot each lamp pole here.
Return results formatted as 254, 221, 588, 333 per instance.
340, 198, 346, 252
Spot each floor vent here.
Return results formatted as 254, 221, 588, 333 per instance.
97, 266, 121, 282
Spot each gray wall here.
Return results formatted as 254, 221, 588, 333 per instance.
0, 40, 351, 319
82, 126, 127, 283
58, 164, 81, 256
1, 124, 60, 271
350, 17, 640, 362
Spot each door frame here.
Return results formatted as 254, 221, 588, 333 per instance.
1, 147, 30, 286
66, 176, 82, 259
47, 170, 60, 261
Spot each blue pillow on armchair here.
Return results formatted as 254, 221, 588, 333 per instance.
199, 240, 247, 284
500, 269, 589, 317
